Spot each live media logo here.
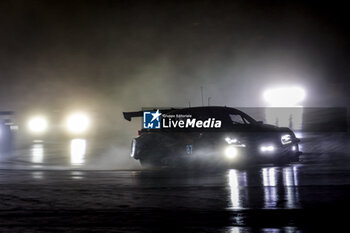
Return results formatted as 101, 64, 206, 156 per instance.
143, 110, 161, 129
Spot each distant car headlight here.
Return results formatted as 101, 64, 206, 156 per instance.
281, 134, 292, 145
66, 113, 90, 134
260, 145, 275, 153
28, 116, 48, 134
224, 145, 238, 159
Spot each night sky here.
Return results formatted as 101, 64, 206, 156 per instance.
0, 0, 349, 114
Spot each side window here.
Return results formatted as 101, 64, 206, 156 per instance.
229, 114, 246, 125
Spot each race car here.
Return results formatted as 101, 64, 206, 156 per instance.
123, 106, 302, 167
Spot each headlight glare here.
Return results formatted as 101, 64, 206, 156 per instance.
224, 146, 238, 159
66, 113, 90, 134
28, 116, 48, 134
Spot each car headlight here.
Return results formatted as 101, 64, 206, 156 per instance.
66, 113, 90, 134
224, 145, 238, 159
28, 116, 48, 134
260, 145, 275, 153
281, 134, 292, 145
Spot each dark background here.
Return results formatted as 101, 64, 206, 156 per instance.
0, 0, 349, 136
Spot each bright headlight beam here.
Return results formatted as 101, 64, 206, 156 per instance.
28, 116, 48, 134
66, 113, 90, 134
263, 86, 305, 107
225, 146, 238, 159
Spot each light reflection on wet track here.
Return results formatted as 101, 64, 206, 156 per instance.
70, 139, 87, 165
0, 137, 349, 232
0, 163, 347, 211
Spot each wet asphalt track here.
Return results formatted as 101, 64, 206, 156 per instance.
0, 134, 349, 232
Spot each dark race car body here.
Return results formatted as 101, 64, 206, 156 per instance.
124, 107, 301, 167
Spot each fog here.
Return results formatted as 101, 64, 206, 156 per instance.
0, 0, 349, 151
0, 3, 349, 232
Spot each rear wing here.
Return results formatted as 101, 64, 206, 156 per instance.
123, 108, 180, 121
123, 111, 143, 121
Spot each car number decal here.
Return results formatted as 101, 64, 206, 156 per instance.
186, 145, 193, 155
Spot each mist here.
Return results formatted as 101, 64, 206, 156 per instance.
1, 0, 349, 153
